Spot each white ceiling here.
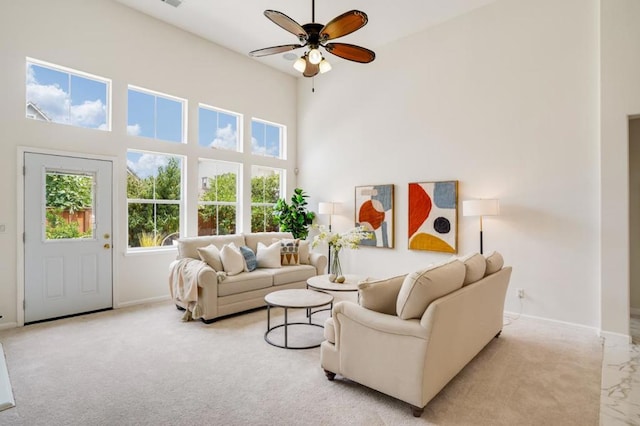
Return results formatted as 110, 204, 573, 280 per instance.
114, 0, 497, 77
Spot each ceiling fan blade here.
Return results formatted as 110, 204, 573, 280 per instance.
264, 10, 307, 41
320, 10, 368, 41
324, 43, 376, 63
249, 44, 303, 57
303, 59, 320, 78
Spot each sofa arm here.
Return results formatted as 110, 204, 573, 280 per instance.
332, 301, 429, 349
309, 252, 328, 275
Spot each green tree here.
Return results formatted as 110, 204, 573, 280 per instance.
127, 158, 181, 247
251, 173, 281, 232
46, 173, 92, 213
199, 172, 237, 235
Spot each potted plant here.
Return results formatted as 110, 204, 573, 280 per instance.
273, 188, 316, 239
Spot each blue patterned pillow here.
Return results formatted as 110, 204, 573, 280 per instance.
239, 246, 257, 272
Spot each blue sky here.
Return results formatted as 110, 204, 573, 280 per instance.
26, 63, 108, 129
27, 61, 284, 178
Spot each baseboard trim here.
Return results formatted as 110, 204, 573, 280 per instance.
0, 323, 17, 331
599, 330, 632, 345
116, 295, 171, 309
503, 311, 600, 335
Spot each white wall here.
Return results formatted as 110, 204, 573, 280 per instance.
298, 0, 601, 327
0, 0, 297, 326
629, 118, 640, 313
600, 0, 640, 337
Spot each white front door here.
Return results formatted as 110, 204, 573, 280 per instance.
24, 153, 113, 323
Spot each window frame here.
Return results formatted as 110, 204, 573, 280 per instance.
127, 85, 187, 144
251, 117, 286, 160
25, 57, 112, 131
250, 165, 285, 233
198, 103, 243, 152
197, 159, 241, 236
126, 150, 185, 251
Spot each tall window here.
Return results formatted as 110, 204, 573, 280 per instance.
198, 160, 240, 235
26, 58, 110, 130
198, 105, 241, 151
127, 151, 183, 249
251, 119, 285, 159
251, 166, 284, 232
127, 86, 185, 143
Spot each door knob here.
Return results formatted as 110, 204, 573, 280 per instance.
104, 243, 111, 249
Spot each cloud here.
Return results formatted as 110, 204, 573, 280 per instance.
127, 124, 141, 136
251, 137, 281, 157
127, 153, 169, 179
210, 124, 238, 150
26, 64, 107, 129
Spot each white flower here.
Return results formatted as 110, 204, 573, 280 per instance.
311, 225, 372, 252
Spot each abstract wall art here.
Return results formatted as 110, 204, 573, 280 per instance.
355, 184, 394, 248
408, 181, 458, 253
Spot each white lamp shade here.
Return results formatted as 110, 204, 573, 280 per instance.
318, 202, 340, 215
293, 57, 306, 73
463, 199, 500, 217
319, 59, 332, 74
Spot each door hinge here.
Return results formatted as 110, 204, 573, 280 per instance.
23, 232, 25, 243
23, 300, 25, 310
23, 166, 26, 176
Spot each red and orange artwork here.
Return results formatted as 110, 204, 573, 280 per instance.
408, 181, 458, 253
355, 185, 394, 248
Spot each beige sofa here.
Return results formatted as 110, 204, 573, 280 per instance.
320, 252, 511, 417
169, 232, 327, 323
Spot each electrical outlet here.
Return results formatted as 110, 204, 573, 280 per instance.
517, 288, 525, 299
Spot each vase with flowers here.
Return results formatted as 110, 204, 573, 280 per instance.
312, 225, 372, 283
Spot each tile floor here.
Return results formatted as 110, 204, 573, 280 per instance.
600, 315, 640, 425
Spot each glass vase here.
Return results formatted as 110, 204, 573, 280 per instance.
330, 246, 342, 279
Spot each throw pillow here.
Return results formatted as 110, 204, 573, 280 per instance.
256, 241, 282, 268
220, 243, 244, 276
396, 259, 466, 320
298, 240, 310, 264
485, 251, 504, 275
358, 275, 407, 316
459, 252, 487, 285
278, 238, 300, 265
239, 246, 257, 272
196, 244, 223, 271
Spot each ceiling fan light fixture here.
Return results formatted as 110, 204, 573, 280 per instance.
319, 58, 332, 74
308, 48, 322, 65
293, 57, 307, 73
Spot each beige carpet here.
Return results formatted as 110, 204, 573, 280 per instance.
0, 301, 602, 425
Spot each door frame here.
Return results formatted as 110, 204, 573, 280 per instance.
17, 147, 119, 327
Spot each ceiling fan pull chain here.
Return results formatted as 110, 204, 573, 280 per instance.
312, 77, 315, 93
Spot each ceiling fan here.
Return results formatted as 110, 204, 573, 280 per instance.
248, 0, 376, 78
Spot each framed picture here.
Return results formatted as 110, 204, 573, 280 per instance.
408, 181, 458, 253
355, 184, 394, 248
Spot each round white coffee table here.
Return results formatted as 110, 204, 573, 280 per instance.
264, 289, 334, 350
306, 274, 367, 293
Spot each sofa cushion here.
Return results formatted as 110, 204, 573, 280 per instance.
277, 238, 300, 265
245, 232, 293, 253
262, 264, 317, 286
324, 317, 336, 344
396, 259, 466, 320
358, 275, 406, 315
485, 251, 504, 276
197, 244, 223, 271
459, 253, 487, 285
239, 246, 257, 272
298, 240, 310, 264
256, 241, 282, 268
220, 243, 244, 276
177, 234, 245, 260
217, 270, 274, 297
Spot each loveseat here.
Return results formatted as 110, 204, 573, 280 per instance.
320, 252, 511, 417
169, 232, 327, 323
